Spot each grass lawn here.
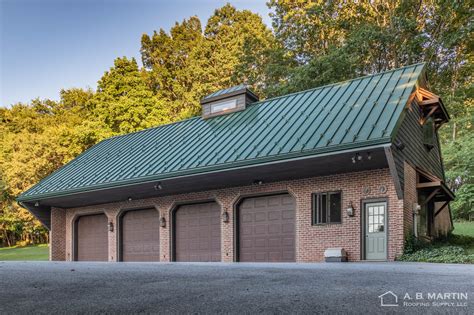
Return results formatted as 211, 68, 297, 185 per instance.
398, 221, 474, 263
453, 221, 474, 238
0, 244, 49, 261
453, 221, 474, 255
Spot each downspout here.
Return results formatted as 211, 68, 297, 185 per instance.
413, 203, 420, 238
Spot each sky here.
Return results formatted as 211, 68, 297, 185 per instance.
0, 0, 272, 107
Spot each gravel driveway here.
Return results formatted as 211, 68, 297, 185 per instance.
0, 261, 473, 314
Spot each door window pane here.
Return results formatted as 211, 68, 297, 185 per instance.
368, 205, 385, 234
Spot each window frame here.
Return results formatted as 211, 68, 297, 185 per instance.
312, 191, 342, 225
422, 117, 435, 150
210, 99, 237, 114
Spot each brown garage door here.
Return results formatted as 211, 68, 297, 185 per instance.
121, 209, 160, 262
76, 214, 108, 261
174, 202, 221, 262
239, 194, 296, 262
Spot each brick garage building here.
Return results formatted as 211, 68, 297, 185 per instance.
18, 64, 454, 262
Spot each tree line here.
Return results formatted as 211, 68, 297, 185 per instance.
0, 1, 472, 246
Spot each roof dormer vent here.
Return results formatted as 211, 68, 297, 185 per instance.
201, 84, 258, 119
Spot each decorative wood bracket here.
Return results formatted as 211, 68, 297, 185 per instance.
415, 88, 450, 129
420, 188, 440, 207
434, 201, 450, 218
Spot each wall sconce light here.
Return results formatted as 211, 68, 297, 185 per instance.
346, 202, 355, 217
108, 222, 114, 232
34, 201, 40, 207
159, 217, 166, 228
154, 182, 162, 190
127, 197, 133, 202
351, 153, 362, 164
253, 179, 264, 185
222, 211, 230, 223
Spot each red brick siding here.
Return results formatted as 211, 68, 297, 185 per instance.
53, 168, 405, 262
50, 207, 66, 261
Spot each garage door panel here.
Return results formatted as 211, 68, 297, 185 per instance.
282, 195, 294, 205
282, 223, 295, 233
76, 214, 108, 261
242, 225, 253, 235
255, 225, 267, 234
268, 211, 280, 220
255, 212, 266, 222
268, 238, 280, 247
241, 213, 253, 223
255, 238, 266, 247
282, 252, 295, 261
175, 202, 221, 262
122, 209, 160, 262
269, 252, 281, 261
255, 198, 267, 208
268, 225, 280, 234
282, 210, 294, 219
282, 237, 294, 246
255, 252, 267, 261
268, 196, 281, 206
241, 239, 253, 248
239, 194, 296, 262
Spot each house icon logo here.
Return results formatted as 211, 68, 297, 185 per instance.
378, 291, 399, 306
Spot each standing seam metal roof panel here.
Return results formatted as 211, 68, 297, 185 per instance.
17, 63, 425, 201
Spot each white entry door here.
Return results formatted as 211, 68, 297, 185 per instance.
365, 202, 387, 260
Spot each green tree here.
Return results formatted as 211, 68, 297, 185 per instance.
84, 57, 171, 141
141, 17, 205, 119
141, 4, 275, 116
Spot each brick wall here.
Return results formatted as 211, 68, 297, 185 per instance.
54, 168, 406, 262
50, 207, 66, 261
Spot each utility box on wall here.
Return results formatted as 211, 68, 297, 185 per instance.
324, 248, 348, 262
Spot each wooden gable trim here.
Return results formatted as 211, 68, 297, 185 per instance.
414, 87, 449, 128
415, 167, 455, 202
417, 182, 442, 189
416, 167, 442, 182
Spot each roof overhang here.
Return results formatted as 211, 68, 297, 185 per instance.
414, 88, 450, 129
18, 201, 51, 231
416, 167, 455, 203
23, 145, 389, 214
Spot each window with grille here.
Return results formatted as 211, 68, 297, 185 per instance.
312, 192, 342, 224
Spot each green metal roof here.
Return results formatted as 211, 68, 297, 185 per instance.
18, 63, 425, 202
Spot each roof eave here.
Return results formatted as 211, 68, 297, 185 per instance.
17, 139, 391, 203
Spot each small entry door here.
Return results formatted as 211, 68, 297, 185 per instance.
364, 202, 387, 260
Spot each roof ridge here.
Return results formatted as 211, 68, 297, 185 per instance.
105, 63, 426, 142
253, 62, 426, 105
